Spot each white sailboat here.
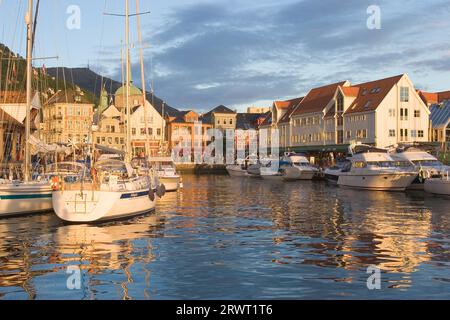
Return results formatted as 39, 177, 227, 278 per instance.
52, 0, 160, 223
0, 0, 52, 218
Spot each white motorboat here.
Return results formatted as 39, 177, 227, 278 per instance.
324, 159, 351, 184
0, 1, 52, 218
260, 160, 288, 181
337, 146, 418, 191
149, 156, 181, 191
281, 152, 318, 180
52, 159, 159, 223
390, 146, 450, 190
424, 173, 450, 196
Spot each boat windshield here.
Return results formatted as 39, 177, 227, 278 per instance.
46, 162, 86, 174
94, 160, 128, 175
293, 162, 310, 166
412, 160, 442, 167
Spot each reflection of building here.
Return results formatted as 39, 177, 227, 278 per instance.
41, 88, 94, 145
0, 91, 41, 163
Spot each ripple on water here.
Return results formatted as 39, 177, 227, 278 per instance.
1, 174, 450, 299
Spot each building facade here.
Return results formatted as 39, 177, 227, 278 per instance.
271, 74, 430, 152
42, 88, 94, 146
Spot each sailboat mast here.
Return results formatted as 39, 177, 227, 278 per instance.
125, 0, 131, 161
135, 0, 150, 159
24, 0, 34, 182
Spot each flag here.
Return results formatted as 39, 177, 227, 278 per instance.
42, 64, 46, 76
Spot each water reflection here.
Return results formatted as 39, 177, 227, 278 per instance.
0, 174, 450, 299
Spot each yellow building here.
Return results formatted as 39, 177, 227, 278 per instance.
93, 105, 125, 151
42, 88, 94, 146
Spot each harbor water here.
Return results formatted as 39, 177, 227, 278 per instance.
0, 174, 450, 299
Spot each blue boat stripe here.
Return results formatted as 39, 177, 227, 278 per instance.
0, 193, 52, 200
120, 191, 149, 199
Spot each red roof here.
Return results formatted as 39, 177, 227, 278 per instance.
342, 86, 360, 97
292, 81, 347, 116
417, 90, 438, 105
345, 74, 403, 114
437, 90, 450, 102
278, 97, 304, 124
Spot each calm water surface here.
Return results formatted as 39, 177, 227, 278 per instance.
1, 174, 450, 299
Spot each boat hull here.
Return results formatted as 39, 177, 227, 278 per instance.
282, 167, 316, 181
159, 176, 180, 191
226, 165, 248, 177
337, 173, 417, 191
52, 188, 156, 223
424, 178, 450, 196
0, 182, 52, 217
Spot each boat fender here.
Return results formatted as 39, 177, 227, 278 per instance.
418, 169, 425, 183
148, 188, 155, 201
156, 184, 166, 198
51, 176, 60, 191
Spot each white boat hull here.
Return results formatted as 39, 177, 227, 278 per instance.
261, 174, 284, 181
0, 182, 52, 217
424, 178, 450, 196
159, 176, 180, 191
338, 173, 417, 191
226, 165, 248, 177
52, 188, 156, 223
282, 167, 316, 181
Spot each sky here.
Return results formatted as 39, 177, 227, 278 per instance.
1, 0, 450, 112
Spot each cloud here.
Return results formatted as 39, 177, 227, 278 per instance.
94, 0, 450, 111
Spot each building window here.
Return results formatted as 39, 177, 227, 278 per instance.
400, 108, 408, 121
141, 128, 146, 135
400, 129, 408, 139
389, 109, 396, 117
229, 119, 233, 125
411, 130, 417, 138
400, 87, 409, 102
149, 128, 153, 135
132, 128, 136, 135
346, 131, 351, 139
414, 110, 420, 118
418, 130, 424, 138
157, 128, 161, 136
389, 130, 396, 137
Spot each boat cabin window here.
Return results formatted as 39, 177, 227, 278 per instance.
412, 160, 442, 167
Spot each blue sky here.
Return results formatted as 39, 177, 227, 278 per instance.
1, 0, 450, 112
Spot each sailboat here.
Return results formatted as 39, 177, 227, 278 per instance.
52, 0, 161, 223
0, 0, 52, 218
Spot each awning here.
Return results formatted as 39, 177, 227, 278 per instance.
29, 136, 71, 155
